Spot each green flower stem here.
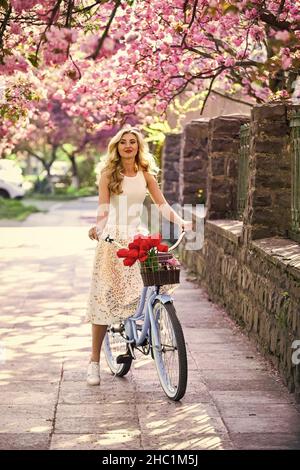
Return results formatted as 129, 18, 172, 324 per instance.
144, 247, 159, 272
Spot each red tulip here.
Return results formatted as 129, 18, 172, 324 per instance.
133, 234, 148, 244
148, 233, 162, 247
123, 257, 136, 266
138, 250, 148, 262
157, 243, 168, 252
117, 248, 130, 258
117, 233, 167, 267
127, 248, 139, 258
128, 241, 140, 250
141, 240, 152, 251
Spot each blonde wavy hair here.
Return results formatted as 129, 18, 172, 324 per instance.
96, 125, 160, 195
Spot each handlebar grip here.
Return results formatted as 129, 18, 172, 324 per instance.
168, 230, 186, 252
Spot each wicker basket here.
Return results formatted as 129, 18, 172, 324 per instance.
139, 252, 180, 286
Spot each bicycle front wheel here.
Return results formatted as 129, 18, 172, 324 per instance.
104, 324, 132, 377
151, 300, 187, 401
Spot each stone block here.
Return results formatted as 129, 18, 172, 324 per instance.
211, 156, 225, 175
252, 103, 286, 121
254, 140, 285, 155
255, 172, 291, 190
183, 158, 204, 172
210, 139, 239, 153
252, 192, 273, 207
227, 158, 238, 178
209, 115, 249, 136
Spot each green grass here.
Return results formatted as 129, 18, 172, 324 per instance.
0, 197, 41, 221
28, 193, 79, 201
27, 186, 98, 200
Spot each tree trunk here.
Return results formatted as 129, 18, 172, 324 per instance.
69, 154, 80, 189
45, 165, 54, 194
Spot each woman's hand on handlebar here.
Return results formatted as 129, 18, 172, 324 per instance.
181, 220, 193, 232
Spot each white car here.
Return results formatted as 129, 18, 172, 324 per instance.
0, 159, 25, 199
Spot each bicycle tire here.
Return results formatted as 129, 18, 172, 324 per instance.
151, 300, 188, 401
103, 326, 132, 377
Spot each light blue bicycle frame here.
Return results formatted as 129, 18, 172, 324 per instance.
123, 285, 174, 354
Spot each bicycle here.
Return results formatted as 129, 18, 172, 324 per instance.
103, 230, 188, 401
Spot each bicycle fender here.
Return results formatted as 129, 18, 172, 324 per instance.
154, 294, 173, 304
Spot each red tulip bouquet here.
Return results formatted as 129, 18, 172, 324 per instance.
116, 233, 181, 286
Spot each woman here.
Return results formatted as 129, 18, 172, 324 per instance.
85, 126, 192, 385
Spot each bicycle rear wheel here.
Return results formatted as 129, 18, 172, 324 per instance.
151, 300, 187, 401
104, 324, 132, 377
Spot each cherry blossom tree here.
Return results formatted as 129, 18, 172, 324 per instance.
0, 0, 299, 150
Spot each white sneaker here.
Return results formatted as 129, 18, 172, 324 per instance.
87, 361, 100, 385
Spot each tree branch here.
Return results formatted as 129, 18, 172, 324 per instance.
35, 0, 63, 59
211, 89, 255, 107
200, 74, 219, 115
188, 0, 198, 28
259, 10, 298, 31
69, 53, 82, 79
74, 0, 102, 14
278, 0, 286, 15
21, 147, 51, 171
183, 0, 189, 23
87, 0, 122, 60
65, 0, 75, 28
0, 4, 12, 50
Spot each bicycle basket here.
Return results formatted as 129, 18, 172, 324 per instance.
139, 252, 180, 286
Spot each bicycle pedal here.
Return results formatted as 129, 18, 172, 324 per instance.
116, 354, 132, 364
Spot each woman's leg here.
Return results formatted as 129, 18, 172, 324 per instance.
90, 324, 107, 363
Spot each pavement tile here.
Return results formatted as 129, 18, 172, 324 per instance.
59, 379, 137, 405
230, 432, 300, 450
223, 415, 300, 434
0, 433, 49, 450
141, 432, 234, 450
50, 432, 141, 450
55, 403, 139, 434
215, 403, 299, 418
137, 402, 228, 435
0, 380, 59, 405
0, 405, 54, 433
210, 390, 295, 405
203, 378, 284, 391
0, 360, 63, 381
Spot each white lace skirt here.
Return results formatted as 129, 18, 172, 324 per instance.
85, 229, 179, 326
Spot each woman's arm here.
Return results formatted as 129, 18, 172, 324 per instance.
143, 171, 188, 228
88, 171, 110, 241
96, 171, 110, 237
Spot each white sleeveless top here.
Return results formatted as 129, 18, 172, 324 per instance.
100, 170, 149, 240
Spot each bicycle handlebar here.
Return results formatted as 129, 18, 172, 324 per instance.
168, 230, 186, 251
103, 230, 186, 251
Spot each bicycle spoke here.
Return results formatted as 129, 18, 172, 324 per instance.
104, 324, 132, 377
155, 303, 180, 393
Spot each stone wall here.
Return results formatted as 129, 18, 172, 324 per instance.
161, 133, 182, 241
163, 103, 300, 402
161, 133, 181, 206
206, 114, 250, 220
180, 218, 300, 402
242, 104, 294, 243
179, 119, 209, 206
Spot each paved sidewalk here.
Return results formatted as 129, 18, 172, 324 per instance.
1, 204, 300, 450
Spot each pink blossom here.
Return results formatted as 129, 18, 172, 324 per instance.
11, 0, 40, 13
9, 22, 22, 35
275, 31, 290, 42
166, 257, 180, 267
224, 57, 235, 67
